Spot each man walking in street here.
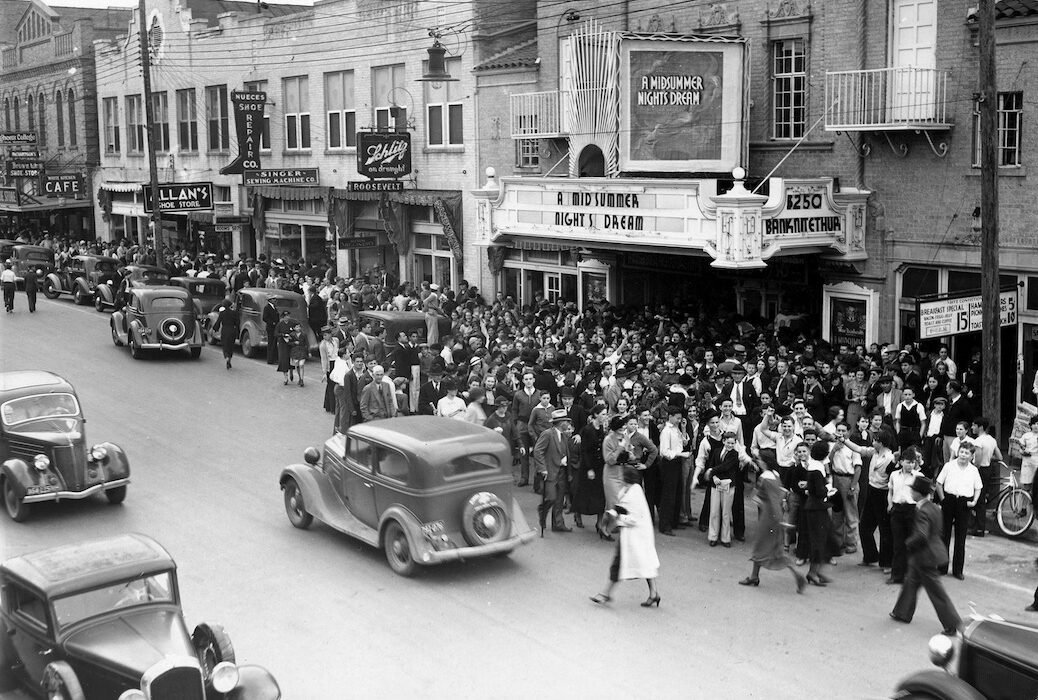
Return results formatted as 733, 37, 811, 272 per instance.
1, 262, 16, 313
23, 270, 38, 313
262, 296, 279, 365
890, 476, 962, 636
533, 408, 573, 535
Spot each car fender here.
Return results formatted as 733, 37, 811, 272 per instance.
128, 319, 146, 345
96, 283, 114, 304
241, 319, 264, 346
226, 664, 281, 700
111, 312, 129, 344
45, 271, 63, 292
97, 443, 130, 480
377, 506, 428, 553
1, 459, 34, 498
279, 464, 324, 512
191, 319, 203, 345
73, 277, 91, 295
893, 670, 986, 700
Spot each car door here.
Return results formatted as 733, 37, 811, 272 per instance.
341, 437, 378, 527
373, 447, 412, 515
5, 582, 53, 686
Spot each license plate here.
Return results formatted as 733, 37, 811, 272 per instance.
421, 520, 446, 537
26, 485, 55, 496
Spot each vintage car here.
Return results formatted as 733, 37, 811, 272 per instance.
0, 534, 281, 699
892, 616, 1038, 699
214, 288, 316, 357
42, 255, 121, 305
94, 264, 171, 312
0, 238, 16, 261
169, 276, 228, 320
279, 416, 535, 576
110, 287, 204, 360
358, 309, 453, 353
9, 245, 55, 285
0, 370, 129, 522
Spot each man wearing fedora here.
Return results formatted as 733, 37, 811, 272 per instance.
533, 409, 573, 535
889, 475, 962, 636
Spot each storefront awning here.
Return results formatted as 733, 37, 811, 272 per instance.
250, 185, 327, 201
98, 182, 142, 194
329, 187, 460, 206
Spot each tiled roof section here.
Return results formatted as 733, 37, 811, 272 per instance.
997, 0, 1038, 18
474, 38, 539, 71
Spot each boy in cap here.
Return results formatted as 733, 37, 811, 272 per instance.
889, 475, 962, 636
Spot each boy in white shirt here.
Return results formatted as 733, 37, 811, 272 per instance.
1017, 415, 1038, 504
969, 416, 1003, 537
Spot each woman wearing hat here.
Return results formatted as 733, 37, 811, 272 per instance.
590, 465, 661, 608
740, 455, 808, 593
462, 387, 487, 425
274, 310, 295, 385
319, 326, 340, 411
212, 297, 238, 370
574, 404, 609, 539
602, 415, 632, 509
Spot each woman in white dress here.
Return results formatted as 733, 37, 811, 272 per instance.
591, 466, 661, 607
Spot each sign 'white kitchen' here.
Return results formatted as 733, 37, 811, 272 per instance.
142, 182, 214, 213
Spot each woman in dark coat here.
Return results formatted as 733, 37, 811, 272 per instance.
574, 404, 608, 539
274, 311, 294, 384
740, 459, 806, 592
803, 441, 839, 586
212, 297, 238, 369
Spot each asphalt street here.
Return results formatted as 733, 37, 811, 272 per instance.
1, 297, 1036, 699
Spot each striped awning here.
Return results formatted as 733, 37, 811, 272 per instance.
98, 182, 142, 194
250, 185, 327, 200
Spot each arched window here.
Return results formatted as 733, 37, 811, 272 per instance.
67, 89, 77, 147
3, 98, 9, 132
13, 97, 19, 130
26, 95, 34, 130
55, 90, 64, 147
37, 94, 45, 147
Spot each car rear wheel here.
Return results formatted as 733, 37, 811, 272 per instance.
105, 485, 127, 505
110, 323, 123, 347
94, 293, 105, 312
191, 623, 235, 679
43, 661, 84, 700
130, 338, 143, 360
241, 330, 257, 358
72, 286, 87, 305
283, 477, 313, 529
2, 477, 30, 522
384, 521, 417, 576
42, 279, 60, 299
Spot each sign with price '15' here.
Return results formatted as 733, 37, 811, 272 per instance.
916, 288, 1018, 340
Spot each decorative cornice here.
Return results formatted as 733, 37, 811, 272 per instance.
698, 3, 741, 34
767, 0, 810, 20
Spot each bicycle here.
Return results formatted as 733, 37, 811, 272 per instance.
989, 458, 1034, 538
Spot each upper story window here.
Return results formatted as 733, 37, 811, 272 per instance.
152, 92, 169, 151
205, 84, 229, 151
67, 89, 77, 147
515, 139, 539, 169
13, 96, 20, 130
36, 93, 45, 148
243, 80, 270, 151
772, 39, 806, 140
372, 64, 406, 131
4, 98, 10, 132
973, 91, 1023, 168
126, 94, 144, 154
283, 76, 310, 151
102, 97, 120, 154
55, 90, 64, 147
424, 58, 463, 147
176, 88, 198, 152
18, 11, 51, 44
325, 70, 356, 150
26, 95, 34, 130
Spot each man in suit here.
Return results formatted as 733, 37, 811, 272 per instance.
360, 365, 396, 422
262, 297, 279, 365
533, 409, 573, 534
890, 476, 962, 635
511, 370, 540, 487
417, 366, 449, 416
770, 359, 799, 407
335, 355, 366, 434
940, 381, 975, 462
23, 269, 38, 313
725, 364, 760, 438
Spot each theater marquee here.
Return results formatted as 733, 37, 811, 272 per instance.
619, 37, 746, 174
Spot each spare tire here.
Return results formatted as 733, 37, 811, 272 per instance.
158, 317, 187, 343
461, 492, 511, 546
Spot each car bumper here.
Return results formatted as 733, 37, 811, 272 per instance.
419, 531, 536, 564
22, 478, 129, 503
140, 342, 197, 350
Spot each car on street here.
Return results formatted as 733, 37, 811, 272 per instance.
0, 533, 281, 699
169, 276, 228, 320
279, 415, 535, 576
42, 255, 121, 305
358, 309, 452, 354
9, 245, 55, 285
214, 288, 315, 358
0, 238, 17, 262
0, 370, 129, 522
110, 287, 204, 360
94, 264, 171, 311
892, 616, 1038, 699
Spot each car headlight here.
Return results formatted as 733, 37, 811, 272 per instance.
33, 454, 50, 471
210, 661, 240, 693
928, 634, 955, 668
90, 445, 108, 462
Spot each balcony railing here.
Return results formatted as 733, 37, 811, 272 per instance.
825, 66, 951, 131
54, 32, 74, 57
510, 90, 562, 139
1, 48, 16, 69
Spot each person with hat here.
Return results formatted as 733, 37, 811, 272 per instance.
23, 266, 38, 313
417, 364, 449, 416
872, 374, 902, 423
423, 283, 443, 346
274, 310, 295, 385
485, 395, 519, 460
889, 475, 962, 635
919, 395, 947, 477
533, 408, 574, 535
510, 370, 541, 487
318, 325, 340, 411
261, 296, 280, 365
602, 414, 633, 510
211, 297, 239, 371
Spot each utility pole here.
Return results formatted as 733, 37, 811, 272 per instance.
138, 0, 162, 253
978, 0, 1000, 425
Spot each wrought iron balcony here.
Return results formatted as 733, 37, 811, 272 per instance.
510, 90, 564, 139
825, 66, 952, 131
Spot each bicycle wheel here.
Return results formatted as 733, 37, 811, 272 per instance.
995, 488, 1035, 538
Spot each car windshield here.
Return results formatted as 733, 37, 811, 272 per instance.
442, 453, 500, 479
0, 393, 80, 426
139, 270, 169, 281
52, 572, 175, 630
147, 297, 189, 311
95, 261, 118, 273
273, 298, 299, 310
23, 251, 52, 262
187, 282, 223, 298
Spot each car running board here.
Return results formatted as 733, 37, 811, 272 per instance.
307, 474, 380, 547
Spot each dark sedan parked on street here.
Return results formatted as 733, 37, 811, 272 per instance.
110, 287, 203, 359
169, 276, 228, 320
279, 416, 534, 576
42, 255, 121, 305
9, 245, 55, 285
94, 264, 171, 311
212, 288, 315, 357
0, 533, 281, 699
0, 370, 129, 522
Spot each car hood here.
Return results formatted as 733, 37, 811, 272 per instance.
63, 609, 195, 680
6, 419, 83, 445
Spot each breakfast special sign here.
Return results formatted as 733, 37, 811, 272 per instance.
619, 37, 746, 173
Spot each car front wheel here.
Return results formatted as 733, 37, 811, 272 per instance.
130, 338, 142, 360
42, 279, 60, 299
192, 623, 235, 679
241, 330, 256, 358
2, 477, 30, 522
105, 485, 127, 505
283, 477, 313, 529
43, 661, 85, 700
72, 287, 87, 305
384, 521, 417, 576
94, 294, 105, 312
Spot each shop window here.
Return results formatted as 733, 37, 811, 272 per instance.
243, 80, 270, 151
205, 84, 229, 151
102, 97, 120, 154
413, 234, 432, 249
503, 267, 522, 303
213, 185, 232, 204
176, 88, 198, 152
284, 199, 310, 213
900, 309, 918, 346
125, 94, 144, 153
1027, 277, 1038, 311
152, 92, 169, 151
973, 92, 1024, 167
947, 270, 1016, 295
283, 76, 310, 151
67, 89, 76, 147
524, 250, 559, 264
772, 39, 806, 139
515, 138, 539, 169
424, 58, 463, 147
372, 64, 406, 130
900, 266, 938, 299
325, 70, 356, 150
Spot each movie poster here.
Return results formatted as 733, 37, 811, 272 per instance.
830, 297, 868, 346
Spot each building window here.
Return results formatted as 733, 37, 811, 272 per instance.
515, 139, 539, 168
424, 58, 462, 147
283, 75, 310, 151
176, 88, 198, 152
3, 98, 9, 131
205, 84, 229, 151
973, 91, 1023, 167
152, 91, 169, 151
26, 95, 34, 130
36, 94, 45, 148
772, 39, 806, 139
67, 89, 76, 147
13, 96, 19, 130
325, 70, 356, 150
900, 266, 938, 299
102, 96, 120, 154
372, 64, 406, 130
213, 185, 232, 203
55, 90, 64, 147
126, 94, 144, 153
413, 227, 454, 289
243, 80, 270, 151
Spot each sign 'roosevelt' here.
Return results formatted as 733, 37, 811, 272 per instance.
356, 132, 411, 179
142, 182, 214, 213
